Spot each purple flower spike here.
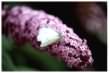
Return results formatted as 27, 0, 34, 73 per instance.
4, 6, 93, 70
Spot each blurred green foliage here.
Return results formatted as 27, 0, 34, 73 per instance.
2, 35, 67, 71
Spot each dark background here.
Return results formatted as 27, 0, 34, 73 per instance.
2, 2, 107, 71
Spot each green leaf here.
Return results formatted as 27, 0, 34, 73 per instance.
20, 43, 66, 71
15, 65, 36, 71
2, 51, 16, 71
2, 35, 14, 52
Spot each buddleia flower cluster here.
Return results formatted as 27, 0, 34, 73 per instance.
3, 6, 93, 70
